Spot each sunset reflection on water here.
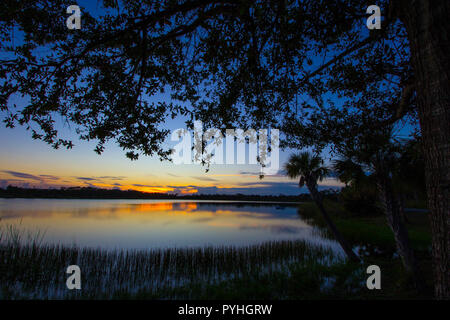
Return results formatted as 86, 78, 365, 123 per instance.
0, 199, 341, 251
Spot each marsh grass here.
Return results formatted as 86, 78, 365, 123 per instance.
0, 218, 432, 299
0, 219, 46, 248
0, 222, 343, 299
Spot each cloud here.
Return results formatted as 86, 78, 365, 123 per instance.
165, 185, 199, 194
186, 186, 219, 194
83, 182, 98, 188
167, 173, 179, 177
2, 170, 43, 181
39, 174, 60, 181
132, 184, 149, 187
239, 171, 260, 175
97, 176, 126, 180
191, 176, 217, 181
75, 176, 128, 182
76, 177, 97, 181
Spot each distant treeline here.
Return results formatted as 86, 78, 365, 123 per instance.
0, 185, 314, 202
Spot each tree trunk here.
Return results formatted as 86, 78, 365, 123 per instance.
306, 181, 360, 262
398, 0, 450, 299
376, 176, 424, 291
398, 194, 410, 224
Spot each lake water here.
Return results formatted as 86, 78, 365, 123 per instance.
0, 199, 342, 252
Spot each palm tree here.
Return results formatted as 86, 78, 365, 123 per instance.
285, 152, 360, 262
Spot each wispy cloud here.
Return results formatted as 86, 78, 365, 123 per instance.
132, 184, 151, 187
98, 176, 127, 180
75, 176, 127, 182
39, 174, 60, 181
76, 177, 97, 181
167, 173, 179, 177
239, 171, 260, 175
191, 176, 217, 181
2, 170, 43, 181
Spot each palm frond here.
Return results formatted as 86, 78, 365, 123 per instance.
284, 152, 329, 184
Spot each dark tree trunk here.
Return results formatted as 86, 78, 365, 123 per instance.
398, 195, 410, 224
398, 0, 450, 299
376, 176, 424, 291
306, 180, 360, 262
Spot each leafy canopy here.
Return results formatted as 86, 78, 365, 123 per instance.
1, 0, 415, 160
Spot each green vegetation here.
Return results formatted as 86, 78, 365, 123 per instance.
298, 201, 431, 250
296, 201, 434, 298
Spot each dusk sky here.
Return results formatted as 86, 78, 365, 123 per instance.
0, 107, 345, 195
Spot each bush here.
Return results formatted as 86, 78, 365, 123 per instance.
339, 185, 383, 217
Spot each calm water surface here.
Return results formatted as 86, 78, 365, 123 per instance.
0, 199, 341, 252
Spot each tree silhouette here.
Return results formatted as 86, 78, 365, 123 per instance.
285, 152, 359, 262
332, 133, 424, 290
